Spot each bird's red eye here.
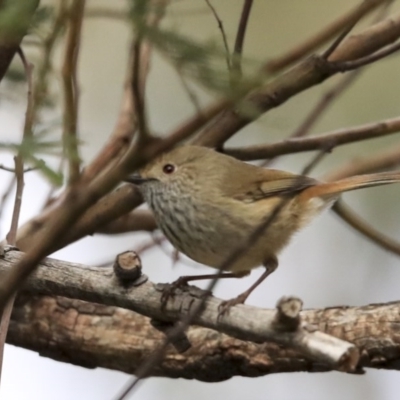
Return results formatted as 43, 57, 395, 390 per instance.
162, 164, 175, 174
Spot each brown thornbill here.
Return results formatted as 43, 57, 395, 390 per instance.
126, 145, 400, 309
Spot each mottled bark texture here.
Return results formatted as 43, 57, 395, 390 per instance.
2, 250, 400, 380
8, 294, 400, 381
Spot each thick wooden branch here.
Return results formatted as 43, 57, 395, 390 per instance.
0, 250, 357, 371
6, 295, 347, 380
2, 250, 400, 379
7, 286, 400, 379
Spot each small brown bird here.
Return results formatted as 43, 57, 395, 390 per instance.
126, 145, 400, 309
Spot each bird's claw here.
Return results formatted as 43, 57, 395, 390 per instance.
160, 277, 189, 309
217, 293, 248, 317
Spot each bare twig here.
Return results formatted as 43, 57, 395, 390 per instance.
0, 157, 24, 383
5, 159, 25, 247
132, 37, 152, 144
225, 116, 400, 161
204, 0, 231, 70
0, 47, 34, 384
61, 0, 85, 184
0, 165, 36, 173
232, 0, 253, 74
321, 0, 369, 61
332, 40, 400, 71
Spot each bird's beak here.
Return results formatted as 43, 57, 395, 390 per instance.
124, 173, 154, 185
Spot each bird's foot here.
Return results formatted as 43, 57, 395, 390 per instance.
218, 292, 248, 317
160, 276, 190, 309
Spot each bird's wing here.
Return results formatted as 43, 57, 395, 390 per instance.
229, 168, 318, 203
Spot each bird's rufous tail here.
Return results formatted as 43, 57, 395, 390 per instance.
300, 171, 400, 201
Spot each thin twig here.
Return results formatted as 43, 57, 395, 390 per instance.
132, 36, 152, 144
204, 0, 231, 70
232, 0, 253, 75
0, 165, 36, 173
225, 116, 400, 161
333, 199, 400, 256
0, 47, 34, 384
5, 158, 25, 247
321, 2, 366, 60
61, 0, 85, 184
0, 157, 24, 383
332, 40, 400, 71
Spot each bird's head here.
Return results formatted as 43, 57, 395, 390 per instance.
125, 145, 221, 197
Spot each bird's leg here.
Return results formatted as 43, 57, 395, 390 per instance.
218, 256, 278, 316
160, 271, 250, 308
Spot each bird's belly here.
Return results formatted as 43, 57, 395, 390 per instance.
158, 214, 272, 273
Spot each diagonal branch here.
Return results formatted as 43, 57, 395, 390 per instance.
224, 116, 400, 161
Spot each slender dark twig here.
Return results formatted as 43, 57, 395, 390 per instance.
61, 0, 85, 184
332, 40, 400, 71
322, 2, 366, 60
225, 116, 400, 161
232, 0, 253, 74
0, 46, 34, 383
0, 165, 36, 173
204, 0, 231, 70
132, 37, 152, 144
